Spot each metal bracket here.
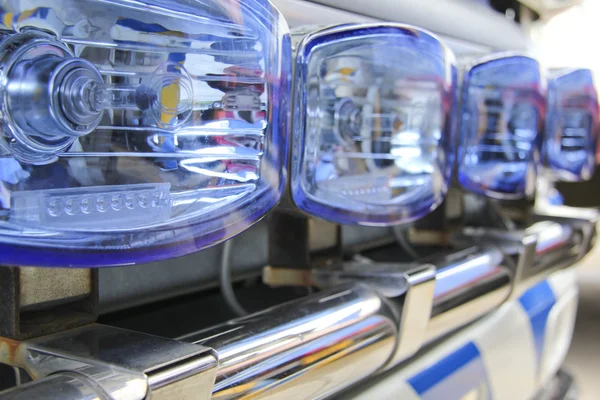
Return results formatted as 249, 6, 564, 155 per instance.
534, 204, 599, 261
457, 209, 593, 292
312, 246, 512, 370
0, 324, 217, 400
265, 211, 342, 286
410, 187, 465, 245
312, 259, 437, 366
389, 264, 437, 366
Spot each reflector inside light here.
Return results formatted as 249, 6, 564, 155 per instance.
458, 55, 546, 199
0, 0, 290, 267
291, 24, 457, 226
545, 68, 598, 182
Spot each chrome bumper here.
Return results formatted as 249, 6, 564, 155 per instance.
336, 268, 580, 400
0, 206, 595, 400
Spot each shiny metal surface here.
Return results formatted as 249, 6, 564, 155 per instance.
336, 270, 579, 400
459, 219, 580, 285
535, 204, 599, 260
1, 217, 591, 399
527, 221, 574, 256
313, 246, 511, 356
312, 257, 436, 368
386, 264, 437, 368
455, 209, 596, 303
3, 35, 106, 146
182, 284, 398, 400
426, 247, 512, 341
175, 245, 514, 399
311, 259, 438, 367
0, 32, 79, 163
0, 373, 102, 400
0, 324, 217, 400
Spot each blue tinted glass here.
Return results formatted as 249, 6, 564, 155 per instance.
291, 24, 458, 226
545, 68, 598, 182
458, 55, 546, 199
0, 0, 291, 267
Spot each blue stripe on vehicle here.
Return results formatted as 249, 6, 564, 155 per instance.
408, 342, 492, 399
519, 280, 557, 368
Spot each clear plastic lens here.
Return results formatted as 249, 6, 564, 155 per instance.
0, 0, 290, 267
291, 25, 457, 225
458, 55, 546, 199
545, 69, 598, 182
11, 184, 172, 230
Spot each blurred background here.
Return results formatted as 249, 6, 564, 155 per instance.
532, 1, 600, 77
533, 0, 600, 207
565, 250, 600, 400
530, 3, 600, 399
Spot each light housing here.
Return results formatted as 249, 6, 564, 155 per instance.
545, 68, 598, 182
0, 0, 290, 267
291, 24, 457, 226
458, 55, 546, 199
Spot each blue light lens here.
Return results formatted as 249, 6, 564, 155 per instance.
0, 0, 290, 267
291, 24, 457, 226
545, 68, 598, 182
458, 55, 546, 199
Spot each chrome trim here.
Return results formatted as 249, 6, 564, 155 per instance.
528, 221, 574, 256
313, 246, 511, 352
0, 325, 217, 400
0, 373, 102, 400
459, 219, 583, 286
176, 246, 513, 398
182, 284, 398, 400
535, 204, 599, 260
426, 247, 512, 342
389, 265, 437, 366
0, 215, 593, 400
336, 270, 579, 400
456, 205, 598, 300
